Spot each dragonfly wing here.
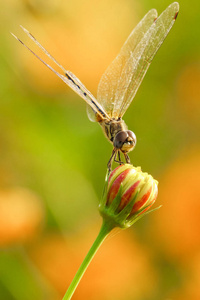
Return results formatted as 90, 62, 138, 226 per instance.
97, 8, 158, 118
65, 71, 109, 120
97, 2, 179, 119
117, 2, 179, 118
12, 28, 109, 121
86, 104, 97, 122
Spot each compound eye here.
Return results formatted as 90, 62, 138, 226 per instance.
127, 130, 136, 145
113, 131, 128, 149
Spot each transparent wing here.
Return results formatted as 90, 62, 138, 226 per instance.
97, 8, 157, 118
11, 26, 110, 121
97, 2, 179, 119
86, 104, 97, 122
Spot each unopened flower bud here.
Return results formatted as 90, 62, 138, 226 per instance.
99, 164, 159, 229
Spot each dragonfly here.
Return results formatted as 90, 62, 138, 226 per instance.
12, 2, 179, 171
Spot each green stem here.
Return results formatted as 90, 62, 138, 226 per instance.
62, 220, 114, 300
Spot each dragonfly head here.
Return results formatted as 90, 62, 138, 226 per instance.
113, 130, 136, 153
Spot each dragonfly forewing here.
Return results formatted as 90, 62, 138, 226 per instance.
97, 2, 179, 119
97, 8, 158, 119
118, 2, 179, 117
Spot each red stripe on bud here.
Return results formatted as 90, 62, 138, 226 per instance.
119, 180, 140, 211
107, 168, 132, 205
137, 187, 158, 216
131, 186, 152, 215
107, 165, 123, 185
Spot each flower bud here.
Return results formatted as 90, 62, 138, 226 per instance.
99, 164, 159, 229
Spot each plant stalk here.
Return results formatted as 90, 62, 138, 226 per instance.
62, 220, 114, 300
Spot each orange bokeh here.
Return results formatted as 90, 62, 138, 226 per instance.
29, 223, 156, 299
0, 188, 44, 246
168, 253, 200, 300
151, 146, 200, 263
176, 62, 200, 124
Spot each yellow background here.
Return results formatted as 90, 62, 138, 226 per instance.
0, 0, 200, 299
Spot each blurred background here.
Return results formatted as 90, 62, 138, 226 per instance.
0, 0, 200, 299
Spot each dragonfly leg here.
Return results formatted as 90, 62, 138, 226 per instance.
114, 151, 123, 165
124, 153, 131, 164
108, 150, 130, 173
107, 148, 117, 173
118, 151, 122, 163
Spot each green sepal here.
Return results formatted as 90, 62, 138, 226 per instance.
116, 192, 139, 225
107, 184, 123, 213
99, 172, 110, 209
105, 168, 110, 183
127, 205, 162, 227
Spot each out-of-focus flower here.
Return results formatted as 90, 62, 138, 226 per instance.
0, 188, 44, 246
151, 147, 200, 262
99, 164, 159, 229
